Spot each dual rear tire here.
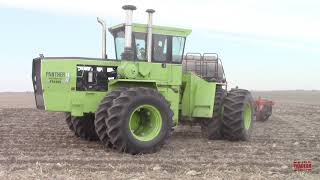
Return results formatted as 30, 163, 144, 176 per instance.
222, 89, 255, 141
200, 88, 255, 141
200, 86, 226, 140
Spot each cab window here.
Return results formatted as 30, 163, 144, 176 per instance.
134, 33, 147, 60
114, 31, 125, 60
152, 35, 185, 63
152, 34, 170, 62
172, 36, 185, 63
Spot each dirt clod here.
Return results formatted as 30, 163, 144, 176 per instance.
152, 165, 161, 171
186, 170, 201, 176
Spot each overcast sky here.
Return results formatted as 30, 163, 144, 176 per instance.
0, 0, 319, 91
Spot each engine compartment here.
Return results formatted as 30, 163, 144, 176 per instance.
76, 65, 117, 91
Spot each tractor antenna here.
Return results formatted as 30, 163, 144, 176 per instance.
121, 5, 137, 60
146, 9, 155, 62
97, 17, 107, 59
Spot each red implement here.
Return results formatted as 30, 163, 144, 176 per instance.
255, 97, 274, 121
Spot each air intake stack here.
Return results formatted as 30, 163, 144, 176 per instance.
121, 5, 137, 60
146, 9, 155, 62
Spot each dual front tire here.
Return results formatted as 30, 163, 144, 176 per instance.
95, 87, 173, 154
64, 87, 172, 154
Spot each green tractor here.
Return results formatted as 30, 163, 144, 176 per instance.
32, 5, 255, 154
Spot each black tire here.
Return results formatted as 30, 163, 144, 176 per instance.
200, 86, 226, 140
265, 105, 272, 120
64, 113, 78, 137
72, 113, 99, 141
106, 87, 173, 154
65, 113, 75, 131
95, 87, 128, 148
257, 105, 272, 122
222, 89, 255, 141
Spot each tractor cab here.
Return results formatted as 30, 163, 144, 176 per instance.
104, 5, 225, 83
108, 23, 191, 63
108, 24, 225, 83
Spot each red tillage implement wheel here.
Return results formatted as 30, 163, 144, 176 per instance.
255, 97, 275, 121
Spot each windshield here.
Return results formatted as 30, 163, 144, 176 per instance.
114, 31, 147, 60
114, 31, 185, 63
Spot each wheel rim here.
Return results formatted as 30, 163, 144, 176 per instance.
129, 105, 162, 142
244, 103, 252, 130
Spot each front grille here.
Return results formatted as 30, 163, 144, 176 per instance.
32, 58, 45, 109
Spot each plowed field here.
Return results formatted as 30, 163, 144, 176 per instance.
0, 91, 319, 179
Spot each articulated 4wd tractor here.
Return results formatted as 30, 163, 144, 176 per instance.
32, 5, 255, 154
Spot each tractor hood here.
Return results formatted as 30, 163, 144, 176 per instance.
31, 57, 121, 111
31, 57, 183, 116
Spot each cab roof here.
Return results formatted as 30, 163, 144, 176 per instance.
108, 23, 192, 37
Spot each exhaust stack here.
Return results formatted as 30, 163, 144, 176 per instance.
97, 17, 107, 59
146, 9, 155, 62
122, 5, 137, 60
